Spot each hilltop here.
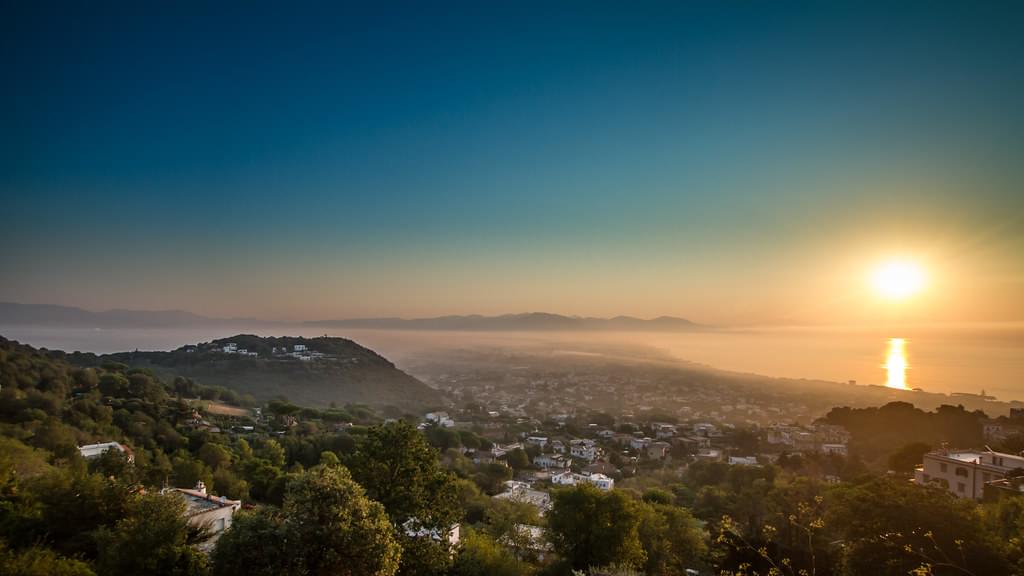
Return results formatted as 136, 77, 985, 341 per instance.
69, 334, 443, 410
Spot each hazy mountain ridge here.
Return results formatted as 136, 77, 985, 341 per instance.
0, 303, 706, 332
0, 302, 273, 328
306, 312, 707, 331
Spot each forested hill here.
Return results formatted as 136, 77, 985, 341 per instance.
69, 335, 443, 410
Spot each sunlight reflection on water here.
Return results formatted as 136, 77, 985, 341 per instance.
885, 338, 909, 390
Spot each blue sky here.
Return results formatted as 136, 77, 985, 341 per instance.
2, 2, 1022, 323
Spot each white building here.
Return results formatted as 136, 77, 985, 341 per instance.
570, 439, 598, 462
551, 471, 614, 491
587, 473, 615, 490
534, 454, 570, 470
294, 344, 308, 352
169, 481, 241, 549
915, 449, 1024, 499
493, 482, 552, 515
728, 456, 759, 466
79, 442, 133, 463
526, 436, 548, 448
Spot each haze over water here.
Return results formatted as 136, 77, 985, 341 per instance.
4, 323, 1021, 401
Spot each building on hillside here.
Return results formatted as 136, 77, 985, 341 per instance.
550, 471, 615, 491
586, 473, 615, 490
168, 481, 241, 549
534, 453, 570, 470
695, 448, 722, 462
583, 460, 618, 476
915, 449, 1024, 500
570, 439, 598, 462
493, 482, 552, 514
79, 442, 134, 463
727, 456, 759, 466
647, 441, 671, 459
820, 443, 848, 456
526, 435, 549, 448
403, 519, 461, 551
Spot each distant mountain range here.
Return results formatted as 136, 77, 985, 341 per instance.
306, 312, 707, 331
0, 302, 273, 328
0, 302, 706, 332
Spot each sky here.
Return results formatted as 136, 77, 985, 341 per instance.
2, 1, 1022, 325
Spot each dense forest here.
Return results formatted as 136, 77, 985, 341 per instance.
2, 335, 1024, 576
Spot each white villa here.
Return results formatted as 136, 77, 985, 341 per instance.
168, 481, 241, 549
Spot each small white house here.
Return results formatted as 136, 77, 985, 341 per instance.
587, 473, 615, 491
79, 442, 133, 463
526, 436, 548, 448
168, 481, 241, 549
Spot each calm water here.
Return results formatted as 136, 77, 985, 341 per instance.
2, 323, 1022, 401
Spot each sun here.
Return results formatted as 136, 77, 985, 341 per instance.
871, 259, 926, 300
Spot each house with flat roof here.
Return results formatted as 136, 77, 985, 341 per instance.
915, 449, 1024, 499
79, 442, 133, 463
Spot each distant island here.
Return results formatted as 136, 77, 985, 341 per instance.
0, 302, 707, 332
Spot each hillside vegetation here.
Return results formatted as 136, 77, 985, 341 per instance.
68, 335, 443, 410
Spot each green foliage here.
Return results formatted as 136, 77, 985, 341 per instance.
0, 541, 95, 576
213, 465, 401, 576
888, 441, 932, 474
827, 477, 1010, 576
637, 502, 707, 575
823, 402, 985, 467
547, 484, 646, 570
451, 528, 533, 576
350, 421, 461, 576
93, 492, 209, 576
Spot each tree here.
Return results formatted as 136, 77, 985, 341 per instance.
198, 443, 233, 471
547, 484, 646, 570
0, 541, 95, 576
93, 492, 209, 576
505, 448, 530, 471
213, 465, 401, 576
827, 477, 1009, 575
887, 441, 931, 474
285, 465, 401, 576
450, 529, 532, 576
349, 421, 460, 576
637, 502, 707, 576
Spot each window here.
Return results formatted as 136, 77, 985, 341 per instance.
955, 467, 969, 477
940, 463, 948, 473
957, 482, 966, 493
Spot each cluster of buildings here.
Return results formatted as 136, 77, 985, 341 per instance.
763, 423, 851, 456
220, 342, 258, 357
270, 343, 330, 361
